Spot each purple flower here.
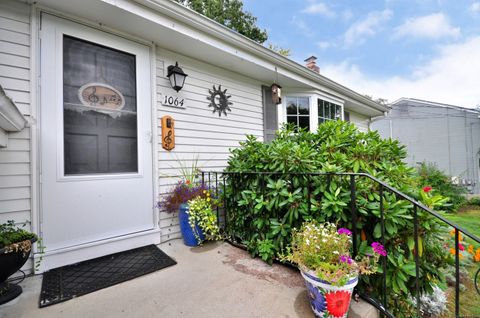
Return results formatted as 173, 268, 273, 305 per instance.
339, 255, 353, 264
305, 281, 326, 313
371, 242, 387, 256
337, 228, 352, 236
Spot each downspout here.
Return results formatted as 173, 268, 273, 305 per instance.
0, 85, 28, 147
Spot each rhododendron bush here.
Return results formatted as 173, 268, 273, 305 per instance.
225, 121, 451, 317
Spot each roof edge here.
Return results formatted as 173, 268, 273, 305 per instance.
134, 0, 388, 113
392, 97, 480, 113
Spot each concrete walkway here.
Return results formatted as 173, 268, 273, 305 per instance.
0, 240, 376, 318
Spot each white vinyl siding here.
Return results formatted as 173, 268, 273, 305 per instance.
0, 0, 32, 273
348, 110, 370, 132
156, 48, 264, 242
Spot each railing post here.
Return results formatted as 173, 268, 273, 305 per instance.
215, 172, 219, 227
201, 171, 205, 185
350, 175, 357, 257
260, 173, 266, 238
307, 175, 311, 216
380, 185, 387, 312
455, 229, 460, 318
223, 174, 228, 236
413, 205, 420, 318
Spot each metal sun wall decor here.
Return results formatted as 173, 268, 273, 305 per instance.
207, 85, 232, 117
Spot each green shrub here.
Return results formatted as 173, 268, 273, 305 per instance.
466, 196, 480, 207
224, 121, 450, 317
416, 162, 467, 212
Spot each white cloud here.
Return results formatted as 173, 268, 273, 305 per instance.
302, 2, 335, 18
394, 13, 460, 40
344, 9, 393, 46
290, 16, 314, 37
470, 2, 480, 14
317, 41, 332, 50
321, 36, 480, 108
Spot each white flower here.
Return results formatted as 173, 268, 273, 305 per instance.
333, 250, 339, 254
306, 239, 310, 245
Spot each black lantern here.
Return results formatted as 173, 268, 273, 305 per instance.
167, 62, 188, 92
271, 83, 282, 104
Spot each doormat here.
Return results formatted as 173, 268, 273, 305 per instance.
39, 245, 176, 308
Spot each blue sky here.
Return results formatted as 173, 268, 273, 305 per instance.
243, 0, 480, 108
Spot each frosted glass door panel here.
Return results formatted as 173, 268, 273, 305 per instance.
63, 35, 138, 175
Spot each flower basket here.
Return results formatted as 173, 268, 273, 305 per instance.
178, 204, 205, 246
301, 268, 357, 318
283, 221, 385, 318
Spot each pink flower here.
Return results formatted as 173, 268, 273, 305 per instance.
339, 255, 353, 264
423, 186, 432, 193
337, 228, 352, 236
371, 242, 387, 256
459, 244, 465, 251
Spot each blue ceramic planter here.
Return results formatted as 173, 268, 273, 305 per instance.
178, 203, 205, 246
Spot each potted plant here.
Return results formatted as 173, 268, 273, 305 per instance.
284, 221, 386, 318
0, 221, 38, 305
186, 189, 221, 245
161, 180, 210, 246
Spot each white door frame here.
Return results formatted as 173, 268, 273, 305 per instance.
34, 12, 160, 273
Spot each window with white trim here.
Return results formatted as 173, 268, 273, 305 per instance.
280, 94, 344, 132
286, 96, 310, 131
318, 99, 342, 124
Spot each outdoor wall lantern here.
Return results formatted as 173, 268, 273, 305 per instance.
271, 83, 282, 104
167, 62, 188, 92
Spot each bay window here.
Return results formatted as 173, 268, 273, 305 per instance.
280, 94, 343, 132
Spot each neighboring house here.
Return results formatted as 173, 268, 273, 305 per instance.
0, 0, 387, 273
372, 98, 480, 194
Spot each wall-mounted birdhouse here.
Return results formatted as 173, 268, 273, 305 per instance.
271, 83, 282, 104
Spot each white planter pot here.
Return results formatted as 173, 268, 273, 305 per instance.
300, 269, 358, 318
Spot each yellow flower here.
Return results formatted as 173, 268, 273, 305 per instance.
449, 248, 464, 259
207, 197, 211, 202
474, 248, 480, 262
467, 245, 474, 255
449, 229, 462, 241
203, 190, 207, 194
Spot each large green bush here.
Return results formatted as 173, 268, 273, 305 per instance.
416, 162, 467, 212
224, 121, 450, 317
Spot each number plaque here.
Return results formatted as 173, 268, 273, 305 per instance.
161, 94, 185, 109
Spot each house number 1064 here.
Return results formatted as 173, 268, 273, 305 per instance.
162, 95, 185, 108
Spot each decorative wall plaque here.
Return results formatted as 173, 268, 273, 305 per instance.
78, 83, 125, 110
207, 85, 232, 117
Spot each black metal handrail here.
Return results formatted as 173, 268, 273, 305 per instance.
197, 171, 480, 318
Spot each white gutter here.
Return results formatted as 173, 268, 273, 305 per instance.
132, 0, 388, 114
0, 85, 28, 147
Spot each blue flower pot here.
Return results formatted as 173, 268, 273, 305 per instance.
178, 203, 205, 246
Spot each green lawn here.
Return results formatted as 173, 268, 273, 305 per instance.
441, 207, 480, 318
444, 206, 480, 240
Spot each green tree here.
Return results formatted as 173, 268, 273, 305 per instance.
175, 0, 268, 44
267, 43, 291, 57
